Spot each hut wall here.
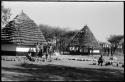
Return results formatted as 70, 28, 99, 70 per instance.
1, 44, 16, 56
92, 50, 100, 54
69, 46, 101, 55
1, 44, 35, 56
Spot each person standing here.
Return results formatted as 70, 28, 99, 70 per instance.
48, 44, 53, 62
91, 47, 94, 56
44, 44, 49, 61
39, 43, 44, 58
88, 47, 91, 56
35, 42, 40, 57
107, 46, 110, 56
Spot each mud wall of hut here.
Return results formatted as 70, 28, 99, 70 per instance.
1, 44, 35, 56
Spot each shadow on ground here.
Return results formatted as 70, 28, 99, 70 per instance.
2, 63, 124, 81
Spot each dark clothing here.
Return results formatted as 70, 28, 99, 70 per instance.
43, 45, 49, 60
98, 57, 103, 63
30, 49, 35, 57
88, 48, 91, 55
45, 54, 48, 60
43, 46, 47, 53
26, 51, 32, 61
107, 47, 110, 56
98, 56, 104, 66
38, 49, 43, 57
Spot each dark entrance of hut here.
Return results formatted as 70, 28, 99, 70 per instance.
1, 44, 17, 56
1, 51, 16, 56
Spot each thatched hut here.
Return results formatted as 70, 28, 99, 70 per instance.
1, 11, 46, 56
68, 25, 101, 55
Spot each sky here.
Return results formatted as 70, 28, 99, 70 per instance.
2, 1, 124, 42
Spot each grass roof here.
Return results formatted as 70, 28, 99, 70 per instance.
69, 25, 101, 48
1, 11, 46, 46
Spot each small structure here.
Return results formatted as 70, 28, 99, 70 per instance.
1, 11, 46, 56
68, 25, 101, 55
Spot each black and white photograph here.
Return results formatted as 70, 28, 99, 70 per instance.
2, 0, 125, 1
1, 1, 124, 81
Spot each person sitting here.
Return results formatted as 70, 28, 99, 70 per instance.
105, 61, 112, 66
26, 48, 32, 61
27, 48, 37, 61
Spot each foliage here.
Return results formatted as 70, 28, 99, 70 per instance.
1, 12, 46, 45
1, 4, 11, 28
59, 31, 78, 51
107, 35, 124, 44
39, 24, 78, 51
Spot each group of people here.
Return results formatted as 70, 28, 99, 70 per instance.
26, 42, 119, 66
26, 42, 54, 62
101, 44, 118, 56
97, 55, 119, 66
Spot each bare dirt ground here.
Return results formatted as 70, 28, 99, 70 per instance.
2, 55, 124, 81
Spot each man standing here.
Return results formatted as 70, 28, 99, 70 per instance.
48, 44, 53, 62
35, 42, 40, 57
39, 43, 44, 58
43, 44, 49, 61
91, 47, 94, 56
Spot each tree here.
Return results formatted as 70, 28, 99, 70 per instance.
39, 24, 78, 52
107, 35, 124, 44
107, 35, 124, 55
1, 5, 11, 29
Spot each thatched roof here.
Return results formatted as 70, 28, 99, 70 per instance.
1, 11, 46, 46
69, 25, 100, 48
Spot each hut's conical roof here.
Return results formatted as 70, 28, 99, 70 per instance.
69, 25, 100, 48
1, 11, 46, 46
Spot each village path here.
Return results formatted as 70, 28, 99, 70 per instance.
2, 55, 124, 81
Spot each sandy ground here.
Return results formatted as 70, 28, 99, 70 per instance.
2, 55, 124, 81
